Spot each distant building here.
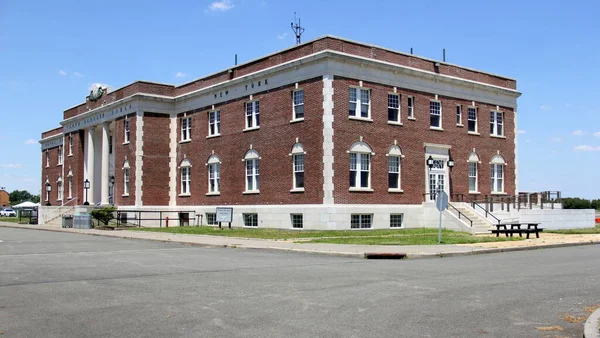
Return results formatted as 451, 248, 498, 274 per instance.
40, 36, 520, 230
0, 190, 9, 207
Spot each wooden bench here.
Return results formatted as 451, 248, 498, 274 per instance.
491, 223, 544, 239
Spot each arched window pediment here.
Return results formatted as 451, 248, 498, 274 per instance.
122, 160, 130, 169
244, 149, 260, 160
468, 152, 480, 163
348, 141, 374, 155
207, 154, 221, 165
290, 143, 305, 155
490, 154, 506, 165
387, 145, 403, 157
179, 159, 192, 168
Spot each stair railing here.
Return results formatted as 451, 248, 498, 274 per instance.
451, 193, 501, 224
447, 203, 473, 227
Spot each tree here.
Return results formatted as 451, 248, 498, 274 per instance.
90, 207, 116, 226
9, 190, 34, 205
31, 195, 40, 203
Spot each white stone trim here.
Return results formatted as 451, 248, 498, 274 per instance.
322, 74, 335, 205
168, 113, 178, 206
514, 109, 519, 194
135, 111, 144, 207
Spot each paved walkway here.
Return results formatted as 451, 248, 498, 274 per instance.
1, 222, 599, 259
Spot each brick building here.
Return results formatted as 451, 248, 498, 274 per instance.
40, 36, 520, 230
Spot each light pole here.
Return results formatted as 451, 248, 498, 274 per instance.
109, 176, 115, 205
83, 179, 90, 205
45, 183, 52, 206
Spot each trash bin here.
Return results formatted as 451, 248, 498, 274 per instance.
62, 214, 74, 228
73, 214, 92, 229
178, 212, 190, 226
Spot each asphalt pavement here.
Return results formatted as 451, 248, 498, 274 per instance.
0, 227, 598, 337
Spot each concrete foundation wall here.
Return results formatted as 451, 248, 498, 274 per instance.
518, 209, 595, 230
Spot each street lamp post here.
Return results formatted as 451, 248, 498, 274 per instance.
109, 176, 115, 205
45, 183, 52, 206
83, 179, 90, 205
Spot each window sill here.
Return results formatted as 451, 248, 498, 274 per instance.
179, 193, 191, 197
290, 118, 304, 124
179, 139, 191, 144
491, 192, 507, 195
243, 190, 260, 195
122, 194, 129, 197
290, 188, 305, 193
467, 131, 480, 136
349, 188, 374, 192
123, 142, 130, 145
429, 127, 444, 131
387, 121, 403, 126
490, 134, 506, 139
469, 191, 481, 195
206, 192, 220, 196
388, 188, 404, 193
56, 199, 63, 202
68, 154, 73, 157
456, 124, 464, 127
407, 117, 416, 121
243, 126, 260, 132
348, 116, 373, 122
206, 134, 220, 139
57, 164, 63, 166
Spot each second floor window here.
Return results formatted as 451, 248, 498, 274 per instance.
293, 90, 304, 120
388, 93, 400, 123
181, 117, 191, 141
124, 119, 130, 143
407, 96, 414, 119
490, 111, 504, 136
468, 107, 477, 132
349, 88, 370, 118
208, 111, 220, 137
46, 151, 49, 167
68, 134, 73, 155
245, 101, 260, 129
456, 105, 462, 125
58, 146, 63, 165
430, 101, 442, 128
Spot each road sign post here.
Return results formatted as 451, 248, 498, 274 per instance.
436, 191, 449, 244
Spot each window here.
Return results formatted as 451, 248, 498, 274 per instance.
291, 214, 303, 229
244, 149, 260, 192
45, 151, 49, 167
68, 134, 73, 155
290, 143, 305, 190
45, 180, 49, 202
293, 90, 304, 120
109, 135, 113, 154
388, 93, 400, 123
351, 214, 372, 229
348, 87, 370, 118
388, 156, 400, 189
181, 117, 191, 141
491, 154, 505, 193
180, 159, 191, 195
468, 107, 477, 133
407, 96, 414, 119
243, 213, 258, 227
245, 101, 260, 129
58, 146, 63, 165
430, 101, 442, 128
390, 214, 403, 228
469, 163, 478, 192
207, 155, 221, 194
490, 111, 504, 136
124, 118, 130, 143
67, 170, 73, 199
57, 177, 63, 201
206, 213, 217, 225
349, 141, 373, 189
123, 160, 130, 195
456, 105, 462, 125
208, 111, 220, 137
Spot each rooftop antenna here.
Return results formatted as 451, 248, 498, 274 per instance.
290, 12, 305, 45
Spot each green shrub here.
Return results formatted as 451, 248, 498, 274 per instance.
90, 207, 116, 226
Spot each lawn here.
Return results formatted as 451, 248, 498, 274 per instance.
129, 226, 522, 245
0, 217, 20, 224
547, 224, 600, 235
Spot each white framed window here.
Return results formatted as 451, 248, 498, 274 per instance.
45, 151, 49, 167
456, 105, 462, 125
44, 180, 49, 202
491, 154, 505, 193
181, 117, 191, 141
68, 134, 73, 156
388, 93, 400, 123
291, 214, 303, 229
180, 159, 192, 195
243, 213, 258, 227
67, 170, 73, 199
490, 111, 504, 136
387, 145, 403, 191
348, 87, 370, 119
407, 96, 415, 119
293, 90, 304, 120
208, 111, 220, 137
207, 155, 221, 194
57, 177, 63, 201
349, 141, 373, 190
244, 149, 260, 192
351, 214, 372, 229
124, 118, 130, 144
290, 142, 305, 191
57, 146, 63, 165
468, 107, 478, 133
430, 101, 442, 128
468, 151, 480, 193
245, 101, 260, 129
390, 214, 403, 228
206, 213, 218, 225
123, 160, 130, 195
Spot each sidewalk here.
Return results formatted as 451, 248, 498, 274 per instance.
2, 222, 599, 259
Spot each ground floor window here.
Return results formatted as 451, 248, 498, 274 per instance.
243, 213, 258, 227
390, 214, 403, 228
291, 214, 303, 229
206, 213, 217, 225
351, 214, 372, 229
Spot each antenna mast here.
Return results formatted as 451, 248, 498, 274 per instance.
290, 12, 305, 45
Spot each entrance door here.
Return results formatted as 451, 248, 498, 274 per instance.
427, 158, 447, 201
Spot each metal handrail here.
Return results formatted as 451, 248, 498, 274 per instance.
452, 193, 501, 224
447, 203, 473, 227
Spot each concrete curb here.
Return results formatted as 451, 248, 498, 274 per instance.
1, 223, 599, 260
584, 308, 600, 338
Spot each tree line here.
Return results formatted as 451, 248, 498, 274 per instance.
8, 190, 40, 205
562, 198, 600, 210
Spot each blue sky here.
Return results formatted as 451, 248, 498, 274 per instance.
1, 0, 599, 198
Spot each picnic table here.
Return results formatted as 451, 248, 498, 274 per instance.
490, 223, 544, 239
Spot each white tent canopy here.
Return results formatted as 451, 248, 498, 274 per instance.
12, 201, 40, 208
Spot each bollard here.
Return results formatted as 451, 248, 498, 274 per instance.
166, 216, 169, 228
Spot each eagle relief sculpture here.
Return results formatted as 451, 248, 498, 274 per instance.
87, 85, 106, 102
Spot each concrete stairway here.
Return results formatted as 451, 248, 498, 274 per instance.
451, 203, 494, 234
